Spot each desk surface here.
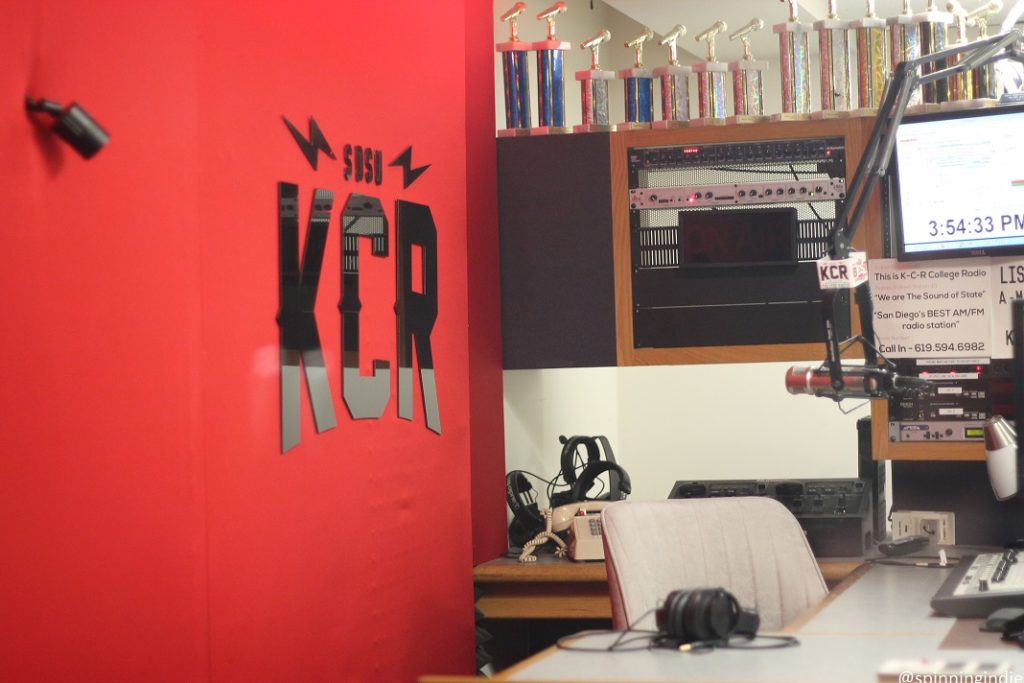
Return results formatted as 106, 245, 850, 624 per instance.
474, 555, 864, 620
480, 562, 1024, 682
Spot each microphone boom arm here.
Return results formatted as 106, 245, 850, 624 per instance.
814, 30, 1024, 398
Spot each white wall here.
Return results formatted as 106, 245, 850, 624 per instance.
504, 363, 868, 502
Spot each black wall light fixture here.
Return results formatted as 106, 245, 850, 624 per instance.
25, 96, 110, 159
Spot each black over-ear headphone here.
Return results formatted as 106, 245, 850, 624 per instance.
655, 588, 760, 644
552, 435, 631, 507
505, 471, 545, 547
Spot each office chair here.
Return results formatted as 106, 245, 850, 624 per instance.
601, 497, 827, 631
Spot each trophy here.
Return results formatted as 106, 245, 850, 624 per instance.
967, 0, 1004, 101
889, 0, 925, 109
917, 0, 954, 104
652, 25, 692, 128
574, 30, 616, 133
944, 0, 975, 104
773, 0, 812, 119
532, 2, 571, 134
813, 0, 855, 116
618, 28, 655, 129
849, 0, 890, 115
692, 21, 729, 126
727, 19, 768, 123
496, 3, 532, 136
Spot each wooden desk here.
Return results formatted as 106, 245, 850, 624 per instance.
474, 554, 863, 620
448, 561, 1024, 682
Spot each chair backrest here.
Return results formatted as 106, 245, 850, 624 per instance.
601, 497, 827, 631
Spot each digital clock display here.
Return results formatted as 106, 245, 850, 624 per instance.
891, 105, 1024, 261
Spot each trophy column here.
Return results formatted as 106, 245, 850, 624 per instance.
967, 1, 1003, 102
813, 0, 855, 117
618, 28, 655, 130
653, 25, 692, 129
889, 0, 925, 110
773, 0, 812, 120
727, 19, 768, 124
532, 2, 571, 134
850, 0, 890, 116
692, 21, 729, 126
496, 3, 532, 136
943, 1, 975, 106
917, 1, 953, 105
575, 30, 616, 133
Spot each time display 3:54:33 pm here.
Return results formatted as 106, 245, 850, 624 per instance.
927, 213, 1024, 236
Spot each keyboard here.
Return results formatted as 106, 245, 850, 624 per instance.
931, 550, 1024, 617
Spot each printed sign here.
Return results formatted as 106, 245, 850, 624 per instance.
869, 258, 992, 359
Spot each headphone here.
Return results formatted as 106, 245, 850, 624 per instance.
655, 588, 760, 645
505, 471, 545, 547
551, 435, 632, 508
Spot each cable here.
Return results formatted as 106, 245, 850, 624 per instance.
554, 608, 801, 653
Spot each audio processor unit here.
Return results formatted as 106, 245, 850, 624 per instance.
667, 478, 873, 556
627, 136, 850, 349
887, 359, 1013, 442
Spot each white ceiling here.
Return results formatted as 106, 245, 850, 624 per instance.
603, 0, 1021, 64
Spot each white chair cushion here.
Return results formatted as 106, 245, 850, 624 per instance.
601, 497, 827, 631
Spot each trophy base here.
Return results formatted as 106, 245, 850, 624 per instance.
496, 128, 534, 138
848, 108, 880, 117
725, 115, 767, 125
529, 126, 573, 135
617, 122, 652, 130
573, 123, 616, 133
651, 119, 690, 129
811, 110, 854, 119
939, 98, 999, 111
689, 117, 727, 127
770, 112, 811, 121
905, 103, 941, 115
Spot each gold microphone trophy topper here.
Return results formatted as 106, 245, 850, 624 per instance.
652, 24, 693, 128
618, 28, 655, 129
727, 18, 769, 124
574, 30, 616, 133
692, 20, 730, 126
532, 2, 572, 134
496, 3, 532, 136
773, 0, 813, 119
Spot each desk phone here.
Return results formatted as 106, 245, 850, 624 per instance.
931, 550, 1024, 617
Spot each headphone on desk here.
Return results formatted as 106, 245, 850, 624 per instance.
655, 588, 760, 645
505, 471, 545, 547
550, 435, 632, 508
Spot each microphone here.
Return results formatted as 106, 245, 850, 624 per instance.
785, 364, 925, 401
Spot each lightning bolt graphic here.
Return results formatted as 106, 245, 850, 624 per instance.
389, 146, 431, 189
282, 115, 336, 171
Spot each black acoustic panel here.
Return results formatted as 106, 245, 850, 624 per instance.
632, 263, 849, 348
892, 461, 1024, 547
497, 134, 617, 369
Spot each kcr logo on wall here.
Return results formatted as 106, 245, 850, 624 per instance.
276, 115, 440, 453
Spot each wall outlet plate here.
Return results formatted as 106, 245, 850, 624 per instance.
891, 510, 956, 546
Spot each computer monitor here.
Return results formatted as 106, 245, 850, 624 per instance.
889, 104, 1024, 262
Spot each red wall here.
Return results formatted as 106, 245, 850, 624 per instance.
0, 2, 502, 681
